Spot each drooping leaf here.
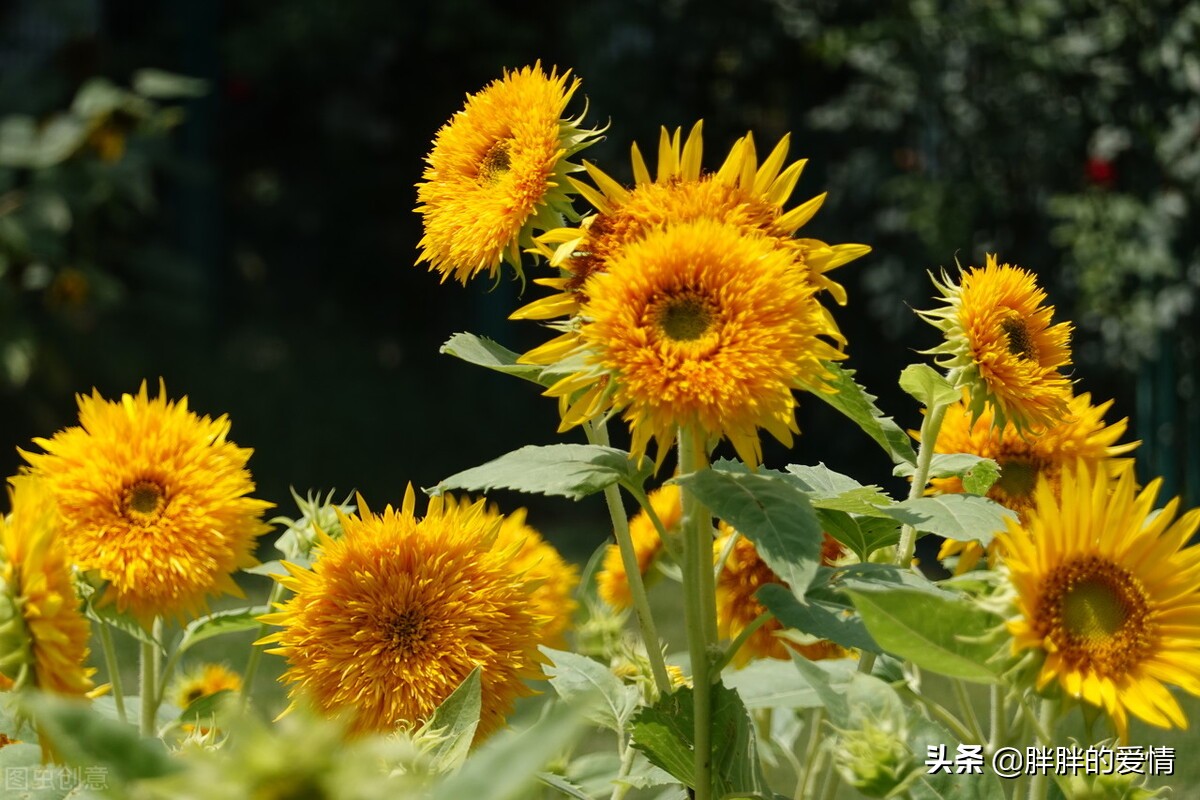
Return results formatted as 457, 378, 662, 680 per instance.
420, 668, 482, 771
846, 586, 1004, 684
877, 494, 1016, 546
541, 647, 639, 732
807, 363, 917, 465
177, 606, 269, 656
440, 332, 550, 386
430, 444, 646, 501
537, 772, 596, 800
757, 584, 881, 654
898, 363, 960, 409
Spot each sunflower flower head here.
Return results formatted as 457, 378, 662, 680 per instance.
929, 391, 1138, 573
21, 382, 273, 626
415, 62, 602, 284
596, 485, 683, 609
918, 255, 1073, 433
538, 219, 845, 466
0, 476, 94, 697
257, 487, 548, 739
998, 463, 1200, 741
716, 528, 850, 667
173, 663, 243, 710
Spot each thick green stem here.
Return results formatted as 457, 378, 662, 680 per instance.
242, 579, 289, 710
610, 735, 637, 800
1027, 697, 1057, 800
795, 707, 826, 800
586, 422, 672, 696
988, 683, 1006, 752
627, 484, 682, 563
97, 623, 127, 724
139, 619, 162, 737
952, 678, 985, 744
678, 426, 716, 800
713, 610, 772, 674
896, 401, 949, 568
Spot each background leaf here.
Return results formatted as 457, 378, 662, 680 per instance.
542, 647, 639, 732
878, 494, 1016, 546
806, 363, 918, 465
430, 444, 645, 501
420, 667, 482, 771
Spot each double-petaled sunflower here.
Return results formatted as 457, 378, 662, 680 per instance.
0, 476, 94, 697
258, 488, 547, 738
919, 255, 1072, 433
596, 485, 683, 609
928, 392, 1138, 572
21, 382, 272, 626
999, 464, 1200, 740
415, 62, 601, 284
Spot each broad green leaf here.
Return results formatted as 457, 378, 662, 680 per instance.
790, 656, 903, 728
806, 363, 917, 465
440, 332, 550, 386
676, 469, 823, 594
177, 689, 234, 729
243, 559, 290, 577
829, 563, 954, 597
21, 692, 178, 785
629, 683, 771, 798
537, 772, 595, 800
878, 494, 1016, 546
894, 453, 1001, 496
0, 743, 81, 800
907, 714, 1006, 800
817, 508, 900, 562
899, 363, 960, 409
783, 463, 896, 517
421, 668, 482, 771
177, 606, 270, 655
84, 596, 161, 650
430, 444, 646, 501
846, 587, 1004, 684
758, 583, 881, 654
541, 647, 639, 732
722, 657, 857, 710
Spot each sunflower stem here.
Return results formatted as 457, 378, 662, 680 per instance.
713, 609, 771, 674
678, 425, 717, 800
97, 623, 127, 724
988, 683, 1006, 752
610, 734, 637, 800
1027, 696, 1058, 800
795, 707, 826, 800
627, 484, 682, 563
139, 619, 161, 737
241, 579, 288, 710
896, 400, 950, 569
951, 678, 985, 745
585, 421, 672, 696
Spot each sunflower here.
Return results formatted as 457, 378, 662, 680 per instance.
173, 663, 243, 709
928, 392, 1138, 572
0, 476, 94, 697
536, 220, 844, 465
918, 255, 1073, 433
596, 485, 683, 609
415, 62, 601, 284
439, 496, 579, 647
21, 382, 273, 626
999, 464, 1200, 740
716, 529, 850, 667
514, 121, 869, 333
257, 488, 547, 738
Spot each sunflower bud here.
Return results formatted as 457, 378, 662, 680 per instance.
834, 716, 916, 798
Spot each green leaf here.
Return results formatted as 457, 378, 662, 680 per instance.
440, 332, 551, 386
629, 683, 771, 798
894, 453, 1001, 496
898, 363, 960, 409
21, 692, 178, 786
906, 714, 1007, 800
676, 469, 823, 594
243, 559, 290, 577
430, 444, 646, 501
177, 606, 270, 656
816, 508, 900, 562
537, 772, 595, 800
757, 583, 881, 654
541, 647, 639, 732
878, 494, 1016, 546
830, 563, 955, 597
0, 743, 82, 800
846, 587, 1004, 684
84, 597, 161, 650
722, 657, 857, 710
807, 363, 917, 465
783, 463, 896, 516
421, 668, 482, 772
177, 688, 235, 728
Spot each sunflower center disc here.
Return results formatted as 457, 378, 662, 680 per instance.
1001, 316, 1037, 361
655, 294, 714, 341
385, 609, 429, 656
479, 139, 513, 183
1063, 577, 1129, 641
124, 480, 165, 518
995, 458, 1039, 500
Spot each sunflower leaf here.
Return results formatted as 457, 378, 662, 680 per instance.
421, 668, 481, 771
893, 453, 1001, 496
675, 469, 824, 594
809, 363, 918, 466
757, 583, 882, 654
429, 444, 643, 500
440, 332, 551, 386
845, 587, 1004, 684
877, 494, 1015, 546
898, 363, 960, 409
541, 648, 639, 732
177, 606, 270, 656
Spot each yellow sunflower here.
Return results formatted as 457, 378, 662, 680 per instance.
415, 62, 601, 284
439, 496, 579, 648
999, 464, 1200, 741
513, 121, 869, 332
257, 488, 547, 738
716, 529, 850, 667
596, 485, 683, 609
21, 382, 273, 626
928, 392, 1138, 572
919, 255, 1073, 433
0, 476, 94, 697
173, 663, 243, 709
536, 219, 844, 466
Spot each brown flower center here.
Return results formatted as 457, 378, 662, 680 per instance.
123, 480, 166, 519
1035, 555, 1153, 678
479, 139, 513, 183
652, 291, 716, 342
384, 609, 430, 657
994, 458, 1039, 501
1001, 316, 1036, 361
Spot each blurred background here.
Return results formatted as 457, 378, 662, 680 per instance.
2, 0, 1198, 566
